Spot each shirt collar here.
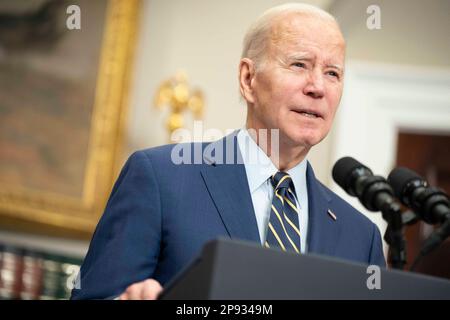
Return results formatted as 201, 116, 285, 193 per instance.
237, 128, 307, 195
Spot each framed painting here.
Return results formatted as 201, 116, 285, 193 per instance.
0, 0, 140, 238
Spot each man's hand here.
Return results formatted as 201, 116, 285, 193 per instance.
119, 279, 163, 300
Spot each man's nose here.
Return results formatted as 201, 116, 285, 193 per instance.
303, 70, 325, 99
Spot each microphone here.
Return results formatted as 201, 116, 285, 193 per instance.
332, 156, 406, 269
332, 157, 397, 213
388, 167, 450, 270
387, 167, 450, 225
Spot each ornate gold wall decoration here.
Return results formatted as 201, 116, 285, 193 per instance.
154, 71, 204, 139
0, 0, 141, 238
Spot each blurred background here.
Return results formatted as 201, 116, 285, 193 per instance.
0, 0, 449, 299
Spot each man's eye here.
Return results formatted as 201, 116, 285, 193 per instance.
292, 62, 306, 68
326, 71, 340, 79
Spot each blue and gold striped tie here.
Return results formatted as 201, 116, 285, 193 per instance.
264, 172, 301, 253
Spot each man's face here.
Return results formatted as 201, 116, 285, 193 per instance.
248, 14, 345, 149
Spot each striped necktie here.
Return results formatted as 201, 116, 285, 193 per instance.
264, 172, 301, 253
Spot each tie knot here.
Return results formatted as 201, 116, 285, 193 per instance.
271, 171, 292, 190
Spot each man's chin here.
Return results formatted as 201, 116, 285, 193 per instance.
282, 131, 324, 149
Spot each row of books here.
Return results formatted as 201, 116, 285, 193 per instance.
0, 243, 83, 300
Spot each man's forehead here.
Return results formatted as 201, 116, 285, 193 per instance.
269, 13, 345, 50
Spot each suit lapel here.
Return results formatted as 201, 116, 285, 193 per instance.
200, 133, 260, 243
306, 162, 341, 256
199, 134, 342, 252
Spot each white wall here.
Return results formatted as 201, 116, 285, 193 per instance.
330, 0, 450, 67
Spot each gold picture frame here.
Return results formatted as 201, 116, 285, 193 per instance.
0, 0, 141, 239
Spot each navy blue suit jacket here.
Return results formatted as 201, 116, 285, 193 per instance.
71, 133, 385, 299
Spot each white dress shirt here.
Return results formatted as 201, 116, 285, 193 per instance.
237, 129, 309, 253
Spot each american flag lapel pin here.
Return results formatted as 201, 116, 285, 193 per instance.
327, 209, 337, 221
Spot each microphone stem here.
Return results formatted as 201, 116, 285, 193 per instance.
378, 195, 407, 270
388, 208, 407, 270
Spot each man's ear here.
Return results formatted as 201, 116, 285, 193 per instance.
239, 58, 256, 104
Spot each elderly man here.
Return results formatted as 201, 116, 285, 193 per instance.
71, 3, 385, 300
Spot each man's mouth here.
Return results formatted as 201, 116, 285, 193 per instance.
292, 109, 322, 119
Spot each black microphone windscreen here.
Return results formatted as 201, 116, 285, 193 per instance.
332, 156, 366, 190
388, 167, 423, 199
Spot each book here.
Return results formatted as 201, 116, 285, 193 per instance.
0, 243, 82, 300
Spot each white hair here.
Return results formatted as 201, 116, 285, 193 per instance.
242, 3, 340, 68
